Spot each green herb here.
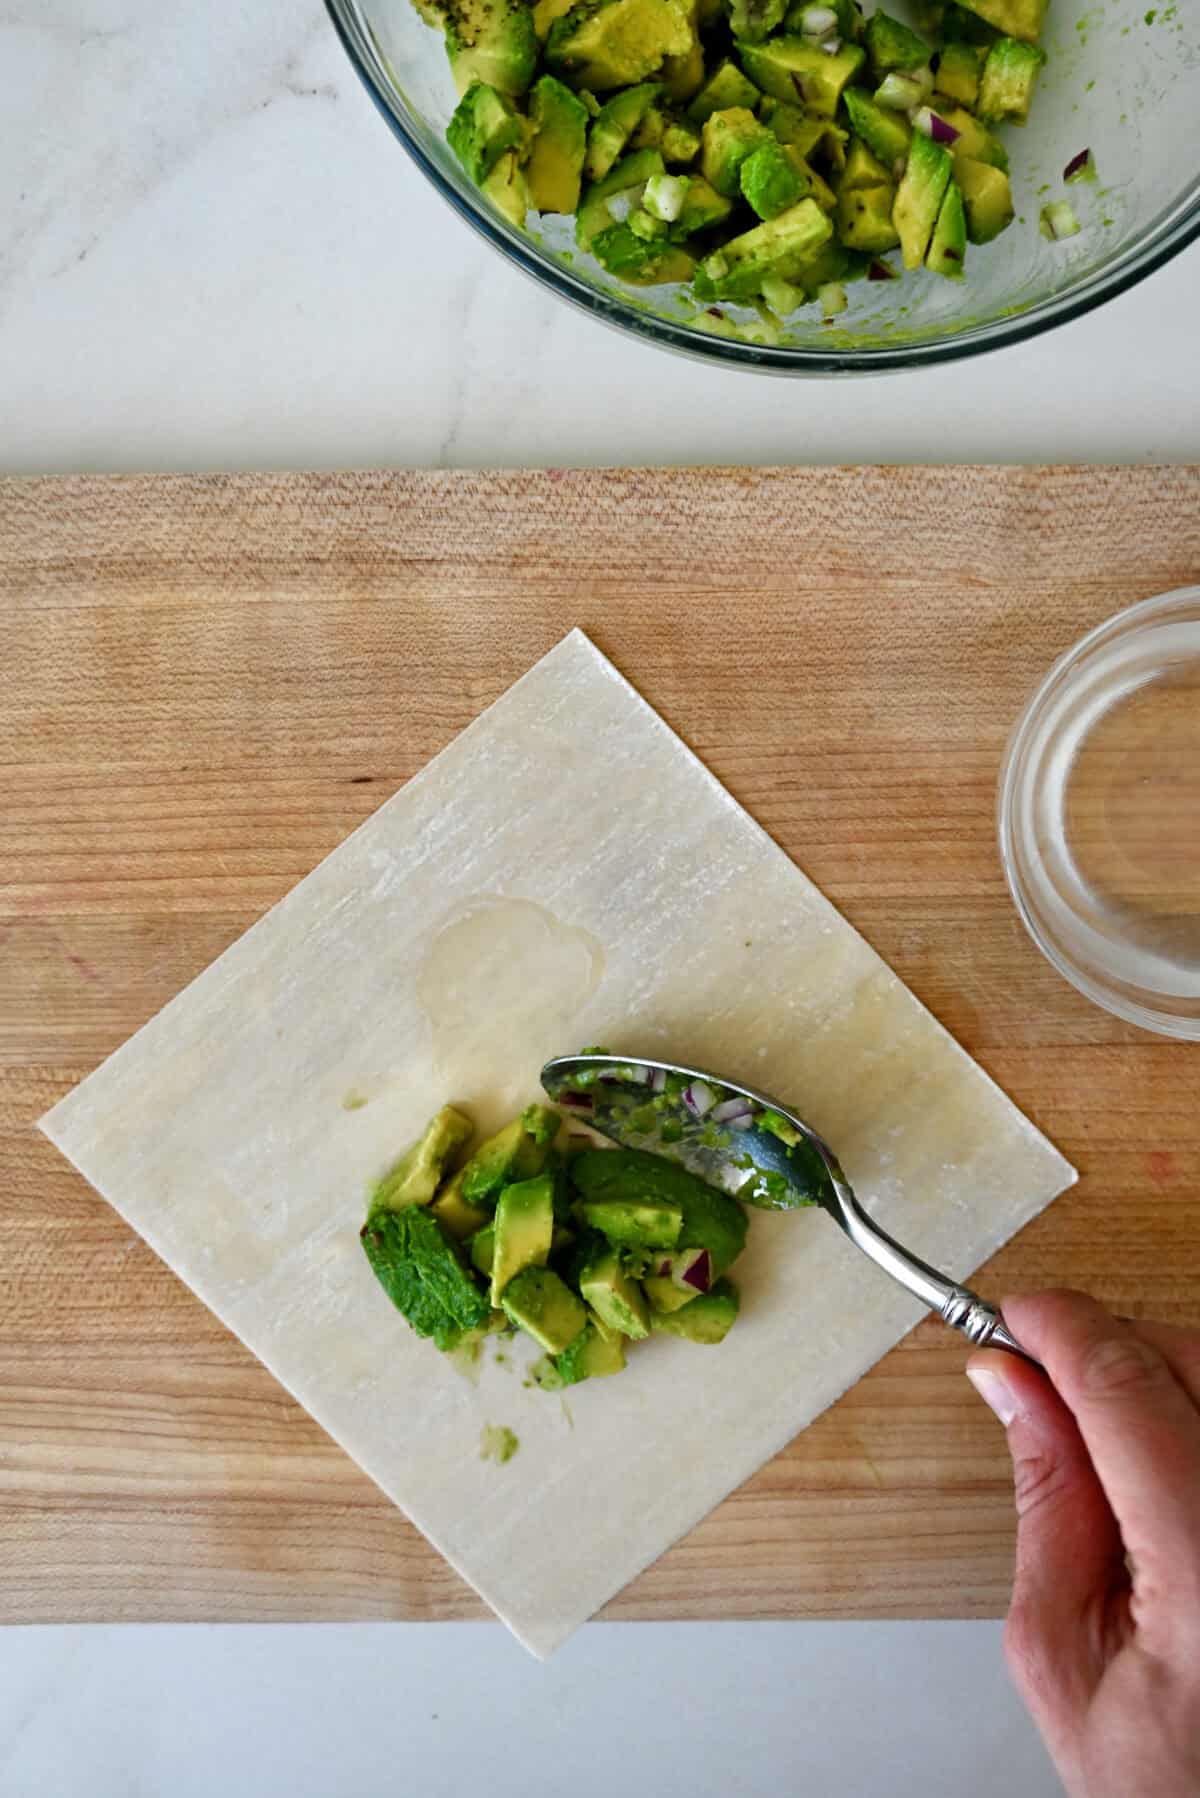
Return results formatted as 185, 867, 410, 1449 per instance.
360, 1207, 490, 1350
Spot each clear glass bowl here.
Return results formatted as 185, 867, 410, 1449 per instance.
999, 587, 1200, 1040
325, 0, 1200, 371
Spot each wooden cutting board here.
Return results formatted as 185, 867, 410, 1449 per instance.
2, 466, 1198, 1627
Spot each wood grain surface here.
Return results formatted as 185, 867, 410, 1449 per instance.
2, 466, 1198, 1627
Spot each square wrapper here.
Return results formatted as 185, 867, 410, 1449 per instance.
41, 629, 1074, 1657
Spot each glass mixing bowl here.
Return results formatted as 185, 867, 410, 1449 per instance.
325, 0, 1200, 371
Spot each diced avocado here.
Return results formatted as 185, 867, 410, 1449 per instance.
468, 1222, 495, 1278
553, 1319, 629, 1383
840, 135, 892, 190
361, 1207, 490, 1350
461, 1112, 552, 1206
526, 76, 590, 211
533, 0, 576, 36
590, 221, 697, 282
521, 1104, 560, 1146
660, 117, 702, 162
433, 0, 537, 97
956, 154, 1013, 241
660, 34, 706, 103
546, 0, 694, 91
576, 146, 665, 246
429, 1165, 491, 1240
687, 59, 761, 124
670, 174, 733, 236
726, 0, 787, 44
835, 181, 898, 251
570, 1148, 748, 1273
934, 40, 984, 107
864, 9, 930, 76
694, 196, 832, 301
926, 176, 966, 274
792, 238, 854, 297
586, 81, 660, 178
737, 38, 865, 117
976, 35, 1044, 124
951, 0, 1045, 45
370, 1105, 474, 1216
740, 138, 807, 219
480, 150, 530, 226
941, 0, 998, 43
641, 1272, 698, 1312
447, 81, 525, 184
578, 1196, 683, 1249
893, 128, 952, 268
579, 1249, 652, 1338
842, 89, 910, 173
502, 1266, 589, 1352
936, 103, 1008, 169
649, 1277, 740, 1344
759, 101, 847, 173
490, 1171, 555, 1304
700, 106, 771, 198
788, 150, 836, 214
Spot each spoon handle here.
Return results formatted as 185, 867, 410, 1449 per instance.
830, 1176, 1042, 1367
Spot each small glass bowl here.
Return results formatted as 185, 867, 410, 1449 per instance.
999, 586, 1200, 1039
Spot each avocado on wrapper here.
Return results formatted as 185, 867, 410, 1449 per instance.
360, 1103, 749, 1385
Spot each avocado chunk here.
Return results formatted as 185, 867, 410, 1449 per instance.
956, 154, 1013, 241
433, 0, 538, 96
835, 181, 899, 251
370, 1105, 474, 1216
660, 34, 706, 103
361, 1207, 490, 1350
951, 0, 1045, 45
525, 75, 590, 211
841, 89, 910, 173
590, 221, 697, 282
759, 104, 847, 170
670, 174, 733, 236
700, 106, 771, 198
726, 0, 787, 45
687, 58, 761, 124
694, 196, 832, 301
502, 1265, 589, 1352
926, 176, 966, 274
650, 1277, 740, 1343
546, 0, 694, 91
641, 1273, 698, 1313
576, 145, 665, 245
657, 116, 703, 162
976, 35, 1044, 124
893, 127, 952, 268
490, 1171, 555, 1304
429, 1165, 492, 1240
936, 103, 1008, 169
934, 40, 984, 107
865, 9, 930, 76
737, 37, 865, 116
586, 81, 660, 178
447, 81, 526, 184
739, 138, 808, 219
556, 1320, 628, 1380
570, 1148, 749, 1273
840, 135, 893, 190
533, 0, 576, 38
468, 1221, 495, 1278
579, 1248, 652, 1338
461, 1109, 555, 1207
578, 1196, 683, 1249
480, 149, 530, 225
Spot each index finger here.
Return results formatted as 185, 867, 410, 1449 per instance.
1003, 1290, 1200, 1623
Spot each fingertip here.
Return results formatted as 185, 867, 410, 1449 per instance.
967, 1348, 1057, 1428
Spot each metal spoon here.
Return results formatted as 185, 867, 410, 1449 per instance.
542, 1052, 1036, 1363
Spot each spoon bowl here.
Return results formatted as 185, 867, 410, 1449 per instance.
542, 1052, 1034, 1363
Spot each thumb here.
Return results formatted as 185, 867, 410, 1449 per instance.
967, 1351, 1124, 1742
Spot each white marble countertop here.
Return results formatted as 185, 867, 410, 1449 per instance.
1, 5, 1190, 1791
2, 0, 1197, 475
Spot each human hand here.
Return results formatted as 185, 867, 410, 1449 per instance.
966, 1290, 1200, 1798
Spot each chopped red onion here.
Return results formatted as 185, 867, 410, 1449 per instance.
727, 1114, 754, 1130
683, 1079, 715, 1117
912, 106, 959, 144
711, 1095, 753, 1123
798, 3, 838, 32
649, 1067, 667, 1094
1041, 200, 1081, 241
1064, 147, 1096, 183
875, 72, 924, 110
867, 258, 897, 280
679, 1248, 713, 1292
561, 1090, 593, 1109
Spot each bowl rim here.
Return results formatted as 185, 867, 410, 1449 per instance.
996, 583, 1200, 1041
325, 0, 1200, 373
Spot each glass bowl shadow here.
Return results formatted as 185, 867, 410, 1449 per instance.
325, 0, 1200, 372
